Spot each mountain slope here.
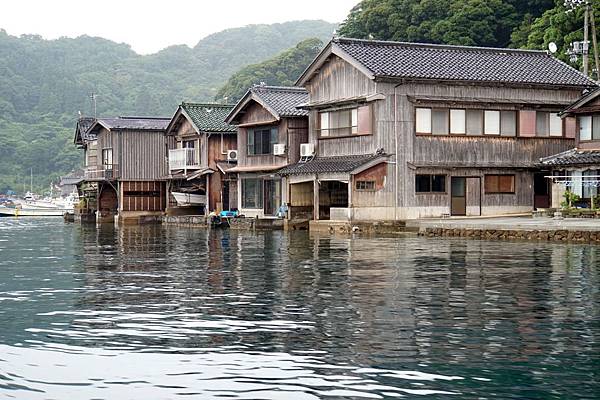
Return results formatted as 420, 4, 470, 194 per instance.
0, 20, 336, 192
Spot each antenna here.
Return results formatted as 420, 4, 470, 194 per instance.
548, 42, 558, 54
90, 92, 97, 118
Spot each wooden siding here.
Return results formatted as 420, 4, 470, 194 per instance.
409, 168, 533, 209
96, 127, 169, 181
207, 134, 237, 211
236, 101, 308, 168
121, 181, 166, 211
352, 162, 394, 208
413, 136, 573, 167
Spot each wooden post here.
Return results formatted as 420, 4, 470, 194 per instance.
348, 176, 353, 221
590, 7, 600, 82
314, 177, 319, 220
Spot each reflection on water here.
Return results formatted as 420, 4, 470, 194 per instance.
0, 218, 598, 399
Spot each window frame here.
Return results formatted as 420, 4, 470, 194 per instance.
318, 105, 372, 139
484, 174, 516, 194
102, 148, 113, 169
415, 174, 447, 194
247, 127, 278, 156
355, 180, 376, 191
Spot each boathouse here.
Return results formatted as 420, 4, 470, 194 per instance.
165, 103, 237, 215
279, 37, 596, 221
541, 87, 600, 209
76, 116, 171, 223
225, 86, 308, 218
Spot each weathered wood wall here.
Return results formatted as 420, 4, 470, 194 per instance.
121, 181, 166, 211
97, 128, 169, 181
237, 101, 308, 168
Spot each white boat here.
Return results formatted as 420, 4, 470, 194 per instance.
0, 205, 67, 217
172, 192, 206, 206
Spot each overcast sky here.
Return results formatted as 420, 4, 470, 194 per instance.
0, 0, 358, 54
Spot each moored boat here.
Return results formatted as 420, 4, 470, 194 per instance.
171, 192, 206, 206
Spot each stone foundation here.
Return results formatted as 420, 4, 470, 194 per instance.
162, 215, 208, 227
420, 227, 600, 243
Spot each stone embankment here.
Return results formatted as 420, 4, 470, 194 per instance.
419, 227, 600, 242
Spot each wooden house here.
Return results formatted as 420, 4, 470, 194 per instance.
277, 37, 596, 221
165, 103, 237, 215
224, 85, 308, 218
76, 116, 171, 222
541, 88, 600, 208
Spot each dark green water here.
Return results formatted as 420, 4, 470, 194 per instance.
0, 218, 598, 399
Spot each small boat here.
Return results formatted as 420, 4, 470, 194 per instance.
0, 205, 67, 217
172, 192, 206, 206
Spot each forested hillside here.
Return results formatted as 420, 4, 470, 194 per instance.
215, 38, 324, 102
0, 20, 336, 193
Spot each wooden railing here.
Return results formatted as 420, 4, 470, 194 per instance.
84, 164, 119, 180
169, 148, 200, 172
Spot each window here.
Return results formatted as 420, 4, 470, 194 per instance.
549, 113, 563, 137
416, 174, 446, 193
432, 109, 449, 135
485, 175, 515, 194
466, 109, 483, 135
248, 128, 277, 155
416, 108, 432, 134
536, 112, 549, 137
356, 180, 376, 191
580, 116, 592, 141
500, 111, 517, 136
182, 140, 195, 148
102, 148, 113, 169
450, 109, 466, 134
594, 116, 600, 140
484, 111, 500, 135
319, 105, 371, 137
242, 178, 263, 208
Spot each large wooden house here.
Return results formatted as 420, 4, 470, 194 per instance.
277, 37, 596, 221
541, 88, 600, 208
75, 116, 171, 222
225, 85, 309, 218
165, 103, 237, 215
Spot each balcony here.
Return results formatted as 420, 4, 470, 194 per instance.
169, 148, 201, 172
84, 164, 119, 180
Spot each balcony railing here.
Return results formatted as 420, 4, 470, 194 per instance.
84, 164, 119, 180
169, 148, 200, 172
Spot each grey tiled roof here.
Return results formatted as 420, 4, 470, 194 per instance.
74, 117, 96, 144
278, 154, 384, 175
98, 117, 171, 130
250, 86, 308, 117
182, 103, 236, 133
334, 38, 595, 87
540, 149, 600, 166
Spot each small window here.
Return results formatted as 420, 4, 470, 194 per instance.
580, 116, 592, 141
484, 111, 500, 135
320, 113, 329, 136
450, 109, 466, 134
356, 180, 376, 191
102, 148, 113, 168
248, 128, 277, 155
466, 109, 483, 135
593, 115, 600, 140
500, 111, 517, 137
549, 113, 563, 137
485, 175, 515, 194
319, 106, 370, 137
182, 140, 195, 148
416, 174, 446, 193
416, 108, 432, 134
432, 109, 449, 135
536, 112, 549, 137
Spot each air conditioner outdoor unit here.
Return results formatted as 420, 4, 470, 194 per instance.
273, 143, 286, 155
227, 149, 238, 161
300, 143, 315, 158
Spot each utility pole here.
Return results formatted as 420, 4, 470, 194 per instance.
583, 2, 589, 76
591, 6, 600, 82
90, 92, 97, 118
